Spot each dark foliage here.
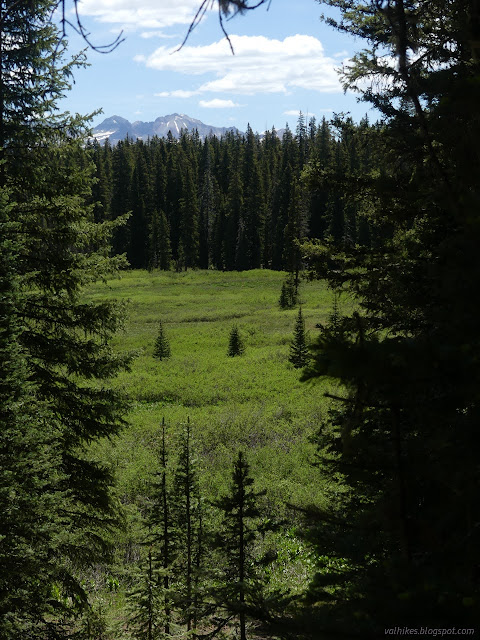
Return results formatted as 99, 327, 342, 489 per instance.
153, 320, 171, 361
227, 325, 245, 357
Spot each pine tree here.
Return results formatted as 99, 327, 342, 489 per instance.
127, 545, 162, 640
153, 320, 171, 360
241, 124, 266, 269
0, 2, 130, 633
178, 163, 200, 270
212, 451, 268, 640
147, 419, 175, 636
149, 209, 172, 271
289, 307, 309, 368
299, 0, 480, 630
278, 277, 297, 310
172, 419, 205, 634
227, 325, 245, 357
0, 188, 67, 638
283, 178, 307, 291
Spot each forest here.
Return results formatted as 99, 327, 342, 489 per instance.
86, 114, 376, 273
1, 0, 480, 639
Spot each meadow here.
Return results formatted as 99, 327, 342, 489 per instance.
83, 269, 354, 637
86, 269, 342, 512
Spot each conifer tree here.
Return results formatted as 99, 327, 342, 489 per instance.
241, 124, 266, 269
127, 545, 162, 640
149, 208, 172, 271
283, 179, 307, 291
299, 0, 480, 630
289, 307, 309, 368
148, 419, 175, 636
227, 325, 245, 357
0, 189, 67, 638
153, 320, 171, 360
278, 277, 297, 309
172, 419, 205, 634
212, 452, 267, 640
0, 2, 130, 632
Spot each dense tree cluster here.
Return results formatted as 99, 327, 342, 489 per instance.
128, 421, 277, 639
87, 114, 376, 272
298, 0, 480, 632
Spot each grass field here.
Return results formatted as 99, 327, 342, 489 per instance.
83, 268, 353, 637
86, 269, 342, 510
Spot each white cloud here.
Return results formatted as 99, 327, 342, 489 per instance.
77, 0, 205, 30
155, 89, 199, 98
199, 99, 241, 108
140, 30, 178, 39
140, 34, 342, 95
283, 109, 315, 117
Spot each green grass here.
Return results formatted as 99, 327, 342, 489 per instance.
87, 269, 344, 509
84, 269, 353, 638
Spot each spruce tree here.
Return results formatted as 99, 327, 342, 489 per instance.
127, 545, 162, 640
289, 307, 309, 368
172, 419, 205, 634
147, 419, 175, 636
0, 188, 67, 638
283, 178, 307, 291
178, 163, 200, 270
227, 325, 245, 357
0, 1, 130, 633
278, 277, 297, 309
153, 320, 171, 360
149, 208, 172, 271
299, 0, 480, 630
212, 452, 269, 640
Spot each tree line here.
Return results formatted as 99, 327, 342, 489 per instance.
86, 114, 377, 272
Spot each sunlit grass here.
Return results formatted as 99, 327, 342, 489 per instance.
86, 269, 348, 509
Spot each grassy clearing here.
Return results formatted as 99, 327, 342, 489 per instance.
87, 269, 345, 510
84, 269, 354, 638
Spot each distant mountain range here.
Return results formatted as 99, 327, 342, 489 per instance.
92, 113, 288, 145
91, 113, 244, 145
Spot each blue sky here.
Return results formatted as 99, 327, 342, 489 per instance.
61, 0, 374, 134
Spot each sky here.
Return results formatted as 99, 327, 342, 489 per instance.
60, 0, 374, 134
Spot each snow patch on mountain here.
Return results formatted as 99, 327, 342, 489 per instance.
91, 113, 243, 144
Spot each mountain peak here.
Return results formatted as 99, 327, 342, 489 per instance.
92, 114, 242, 144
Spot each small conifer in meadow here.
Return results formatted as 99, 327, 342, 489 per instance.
227, 325, 245, 357
289, 307, 309, 368
153, 320, 171, 360
279, 277, 297, 309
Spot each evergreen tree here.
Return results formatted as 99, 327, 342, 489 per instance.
149, 209, 172, 271
127, 545, 162, 640
172, 419, 205, 634
148, 419, 175, 636
0, 188, 66, 638
300, 0, 480, 630
153, 320, 171, 361
240, 124, 266, 269
283, 178, 307, 291
129, 147, 153, 269
212, 452, 267, 640
289, 307, 309, 368
227, 325, 245, 357
178, 163, 200, 270
278, 277, 297, 310
0, 2, 130, 633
